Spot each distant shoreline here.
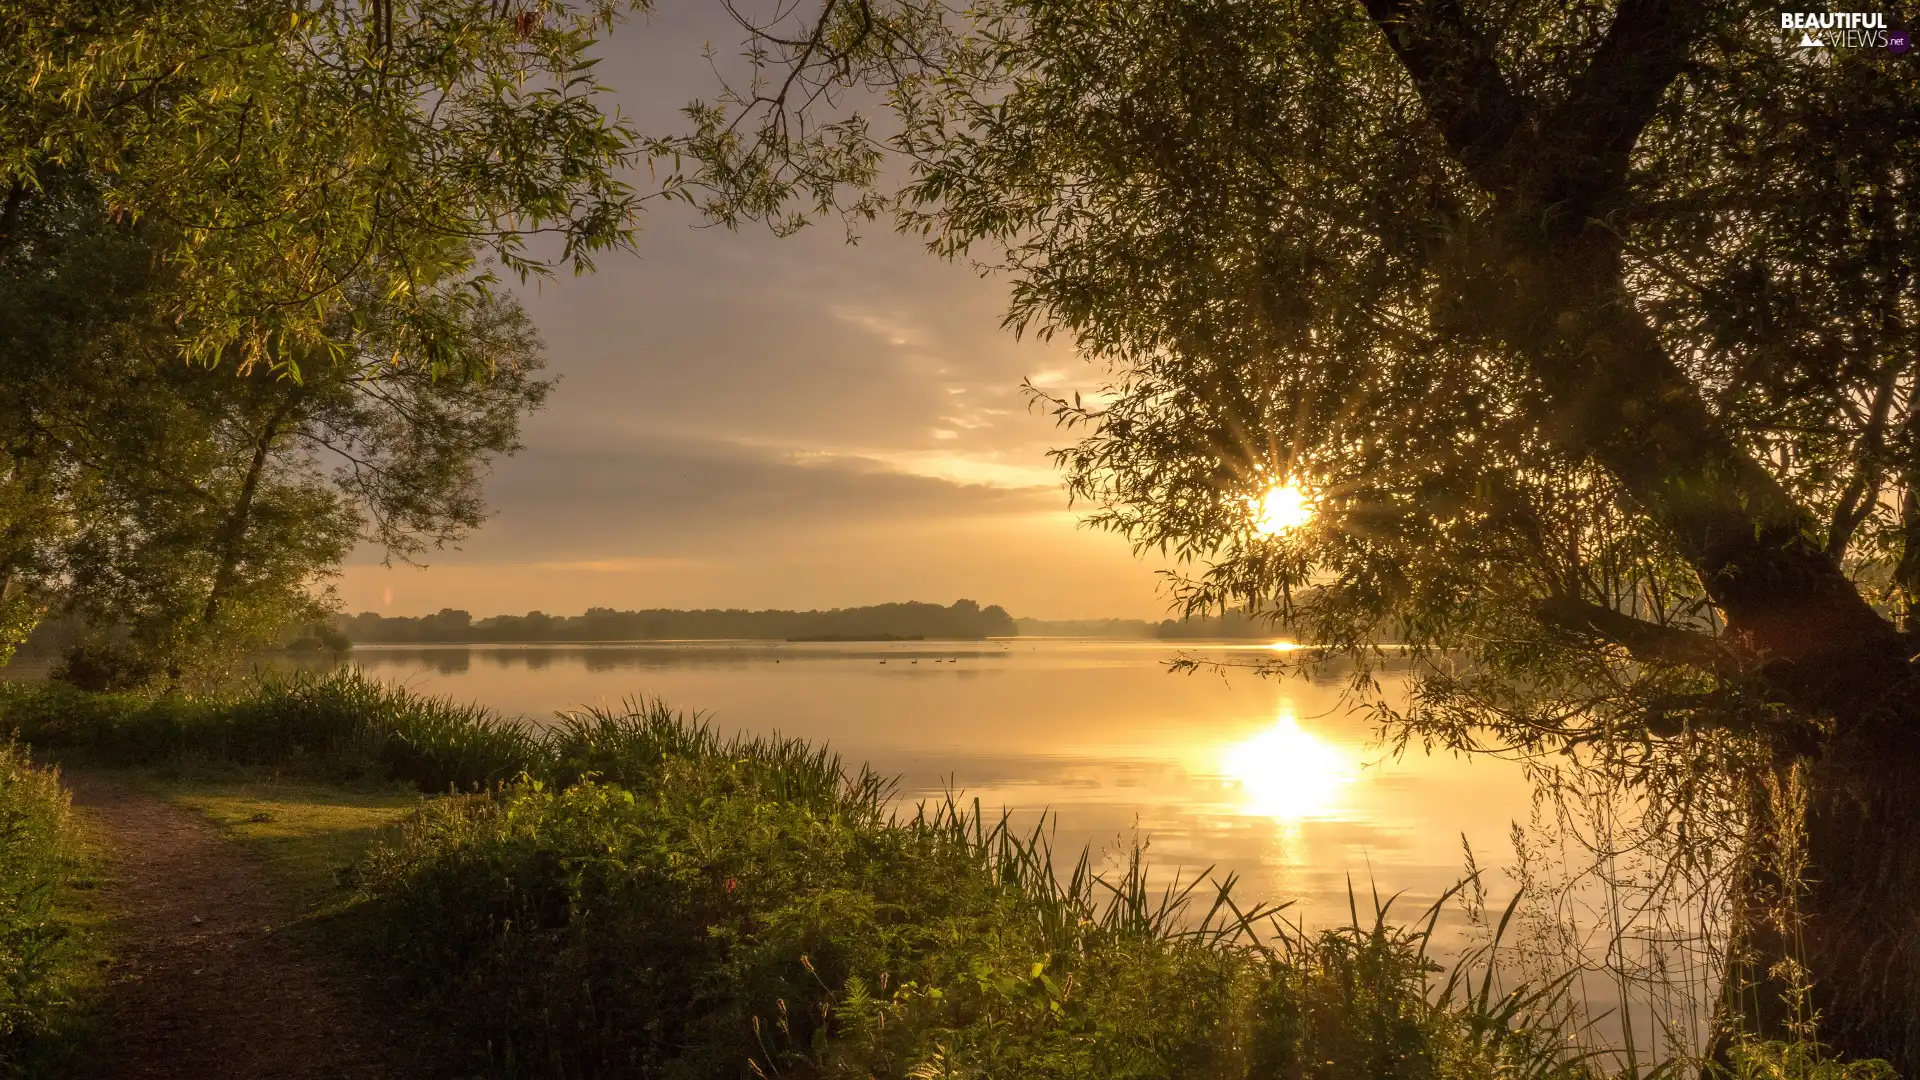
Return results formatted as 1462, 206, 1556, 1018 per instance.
345, 634, 989, 644
329, 600, 1287, 646
333, 599, 1019, 646
785, 633, 930, 642
332, 630, 1287, 645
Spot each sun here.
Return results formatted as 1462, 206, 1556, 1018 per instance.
1219, 711, 1353, 821
1252, 483, 1315, 536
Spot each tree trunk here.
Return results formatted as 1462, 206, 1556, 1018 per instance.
0, 180, 28, 256
1716, 736, 1920, 1069
1350, 0, 1920, 1064
1725, 726, 1920, 1067
202, 391, 298, 628
1496, 228, 1920, 1069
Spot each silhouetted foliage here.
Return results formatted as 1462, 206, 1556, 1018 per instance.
0, 0, 650, 680
665, 0, 1920, 1066
337, 599, 1018, 643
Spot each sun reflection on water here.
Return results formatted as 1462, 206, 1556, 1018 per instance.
1220, 710, 1355, 821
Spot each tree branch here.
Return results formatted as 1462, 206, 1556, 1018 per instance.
1365, 0, 1918, 720
1359, 0, 1530, 189
1538, 0, 1709, 221
1827, 361, 1900, 560
1536, 594, 1741, 676
203, 389, 301, 627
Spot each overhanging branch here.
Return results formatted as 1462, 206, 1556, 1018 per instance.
1536, 594, 1742, 676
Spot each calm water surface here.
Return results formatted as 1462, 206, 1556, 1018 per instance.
341, 638, 1538, 927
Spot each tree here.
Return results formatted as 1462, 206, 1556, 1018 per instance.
2, 0, 643, 679
679, 0, 1920, 1066
1, 171, 550, 685
2, 0, 665, 374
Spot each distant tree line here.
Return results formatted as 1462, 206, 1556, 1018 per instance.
1014, 611, 1287, 640
336, 600, 1017, 643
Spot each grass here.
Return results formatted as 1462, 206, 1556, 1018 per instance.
139, 775, 416, 913
0, 745, 105, 1077
353, 705, 1596, 1080
0, 671, 543, 792
0, 672, 1896, 1079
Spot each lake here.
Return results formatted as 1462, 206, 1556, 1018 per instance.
333, 638, 1541, 931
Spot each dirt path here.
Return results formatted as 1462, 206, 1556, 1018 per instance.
65, 773, 432, 1080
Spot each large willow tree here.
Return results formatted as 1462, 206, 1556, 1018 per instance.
683, 0, 1920, 1065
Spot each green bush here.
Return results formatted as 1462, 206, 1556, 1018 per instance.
0, 671, 542, 792
232, 673, 542, 791
0, 743, 90, 1074
0, 676, 856, 800
0, 681, 208, 764
355, 709, 1592, 1080
0, 677, 1891, 1078
546, 699, 890, 811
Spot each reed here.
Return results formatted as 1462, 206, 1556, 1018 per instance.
353, 709, 1606, 1080
0, 674, 1890, 1077
0, 671, 543, 791
547, 699, 892, 818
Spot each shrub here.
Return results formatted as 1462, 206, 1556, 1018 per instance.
546, 700, 890, 812
0, 670, 543, 791
0, 743, 90, 1073
0, 677, 1891, 1077
50, 640, 160, 693
0, 681, 212, 764
236, 673, 542, 791
355, 710, 1592, 1080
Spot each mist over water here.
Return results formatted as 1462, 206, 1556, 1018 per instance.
328, 638, 1538, 928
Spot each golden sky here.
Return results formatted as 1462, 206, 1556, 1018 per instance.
335, 3, 1172, 620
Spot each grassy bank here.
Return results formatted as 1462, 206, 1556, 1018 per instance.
0, 672, 1894, 1079
0, 744, 101, 1076
0, 672, 542, 792
356, 754, 1575, 1078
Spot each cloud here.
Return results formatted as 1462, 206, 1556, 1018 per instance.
416, 437, 1059, 566
829, 304, 923, 347
334, 6, 1169, 620
530, 557, 708, 573
857, 449, 1059, 490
